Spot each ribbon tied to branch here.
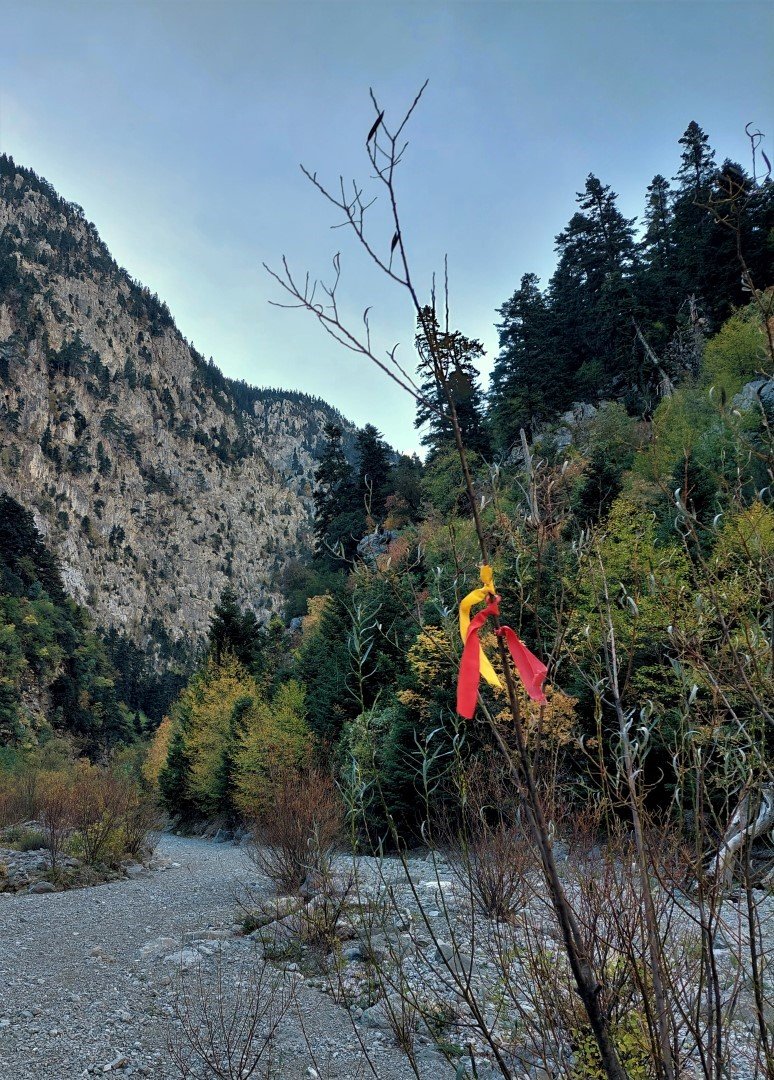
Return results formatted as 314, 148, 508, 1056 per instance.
456, 565, 548, 719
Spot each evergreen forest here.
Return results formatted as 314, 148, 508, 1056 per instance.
140, 119, 773, 843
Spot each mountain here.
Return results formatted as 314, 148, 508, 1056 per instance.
0, 154, 349, 654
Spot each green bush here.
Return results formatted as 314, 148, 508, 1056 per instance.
2, 826, 45, 851
702, 303, 769, 397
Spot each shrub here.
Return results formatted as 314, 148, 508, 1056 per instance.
169, 946, 294, 1080
121, 793, 161, 860
13, 768, 42, 821
3, 826, 45, 851
69, 766, 134, 866
246, 766, 343, 893
0, 767, 44, 826
703, 302, 768, 397
0, 784, 22, 829
443, 757, 534, 922
39, 776, 74, 872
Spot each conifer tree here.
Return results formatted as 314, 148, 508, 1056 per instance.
0, 493, 67, 602
490, 273, 559, 449
671, 125, 772, 331
712, 158, 774, 312
312, 422, 358, 558
295, 592, 351, 744
671, 121, 728, 326
549, 174, 639, 402
354, 424, 392, 521
208, 588, 261, 670
414, 306, 489, 458
676, 121, 716, 194
742, 161, 774, 264
638, 174, 680, 346
387, 453, 424, 525
159, 727, 196, 819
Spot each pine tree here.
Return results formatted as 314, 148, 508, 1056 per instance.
312, 422, 358, 559
490, 273, 559, 449
414, 306, 489, 459
354, 424, 393, 521
738, 169, 774, 297
296, 593, 351, 744
159, 728, 196, 819
386, 453, 424, 526
548, 174, 639, 402
676, 121, 716, 194
671, 121, 730, 328
711, 159, 774, 314
0, 493, 67, 602
208, 588, 261, 670
671, 125, 771, 330
638, 174, 680, 347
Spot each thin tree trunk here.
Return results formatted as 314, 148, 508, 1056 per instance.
708, 786, 774, 890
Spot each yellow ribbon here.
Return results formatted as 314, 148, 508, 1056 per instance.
459, 565, 501, 690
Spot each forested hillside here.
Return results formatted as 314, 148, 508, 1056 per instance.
153, 120, 772, 842
0, 493, 151, 753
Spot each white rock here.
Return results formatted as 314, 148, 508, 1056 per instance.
164, 948, 202, 968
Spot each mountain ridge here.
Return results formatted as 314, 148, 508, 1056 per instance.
0, 153, 351, 651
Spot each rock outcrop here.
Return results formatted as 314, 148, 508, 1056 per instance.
0, 155, 348, 649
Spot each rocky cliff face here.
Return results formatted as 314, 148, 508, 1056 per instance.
0, 156, 345, 649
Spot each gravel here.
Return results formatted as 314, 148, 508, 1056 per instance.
0, 835, 452, 1080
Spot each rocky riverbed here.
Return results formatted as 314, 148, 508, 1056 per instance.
0, 836, 161, 894
0, 835, 458, 1080
1, 834, 771, 1079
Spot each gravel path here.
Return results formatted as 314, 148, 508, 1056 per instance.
0, 836, 442, 1080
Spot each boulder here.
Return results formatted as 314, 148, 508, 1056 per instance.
164, 948, 202, 969
733, 378, 774, 416
137, 936, 179, 962
28, 880, 56, 894
356, 527, 399, 563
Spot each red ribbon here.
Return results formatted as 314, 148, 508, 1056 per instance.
456, 594, 547, 719
457, 596, 502, 719
496, 626, 548, 705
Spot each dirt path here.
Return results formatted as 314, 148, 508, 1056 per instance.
0, 835, 445, 1080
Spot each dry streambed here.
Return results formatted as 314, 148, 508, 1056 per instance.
1, 834, 771, 1080
0, 835, 457, 1080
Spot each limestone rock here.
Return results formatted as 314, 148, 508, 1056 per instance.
0, 162, 355, 663
733, 377, 774, 416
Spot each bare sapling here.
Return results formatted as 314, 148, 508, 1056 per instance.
267, 82, 630, 1080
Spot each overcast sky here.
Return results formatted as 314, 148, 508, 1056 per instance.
1, 1, 771, 452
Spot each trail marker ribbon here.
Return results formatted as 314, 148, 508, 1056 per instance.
456, 566, 548, 719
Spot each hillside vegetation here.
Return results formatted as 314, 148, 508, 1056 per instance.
153, 120, 772, 843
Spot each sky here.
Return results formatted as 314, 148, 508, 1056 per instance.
1, 1, 771, 453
